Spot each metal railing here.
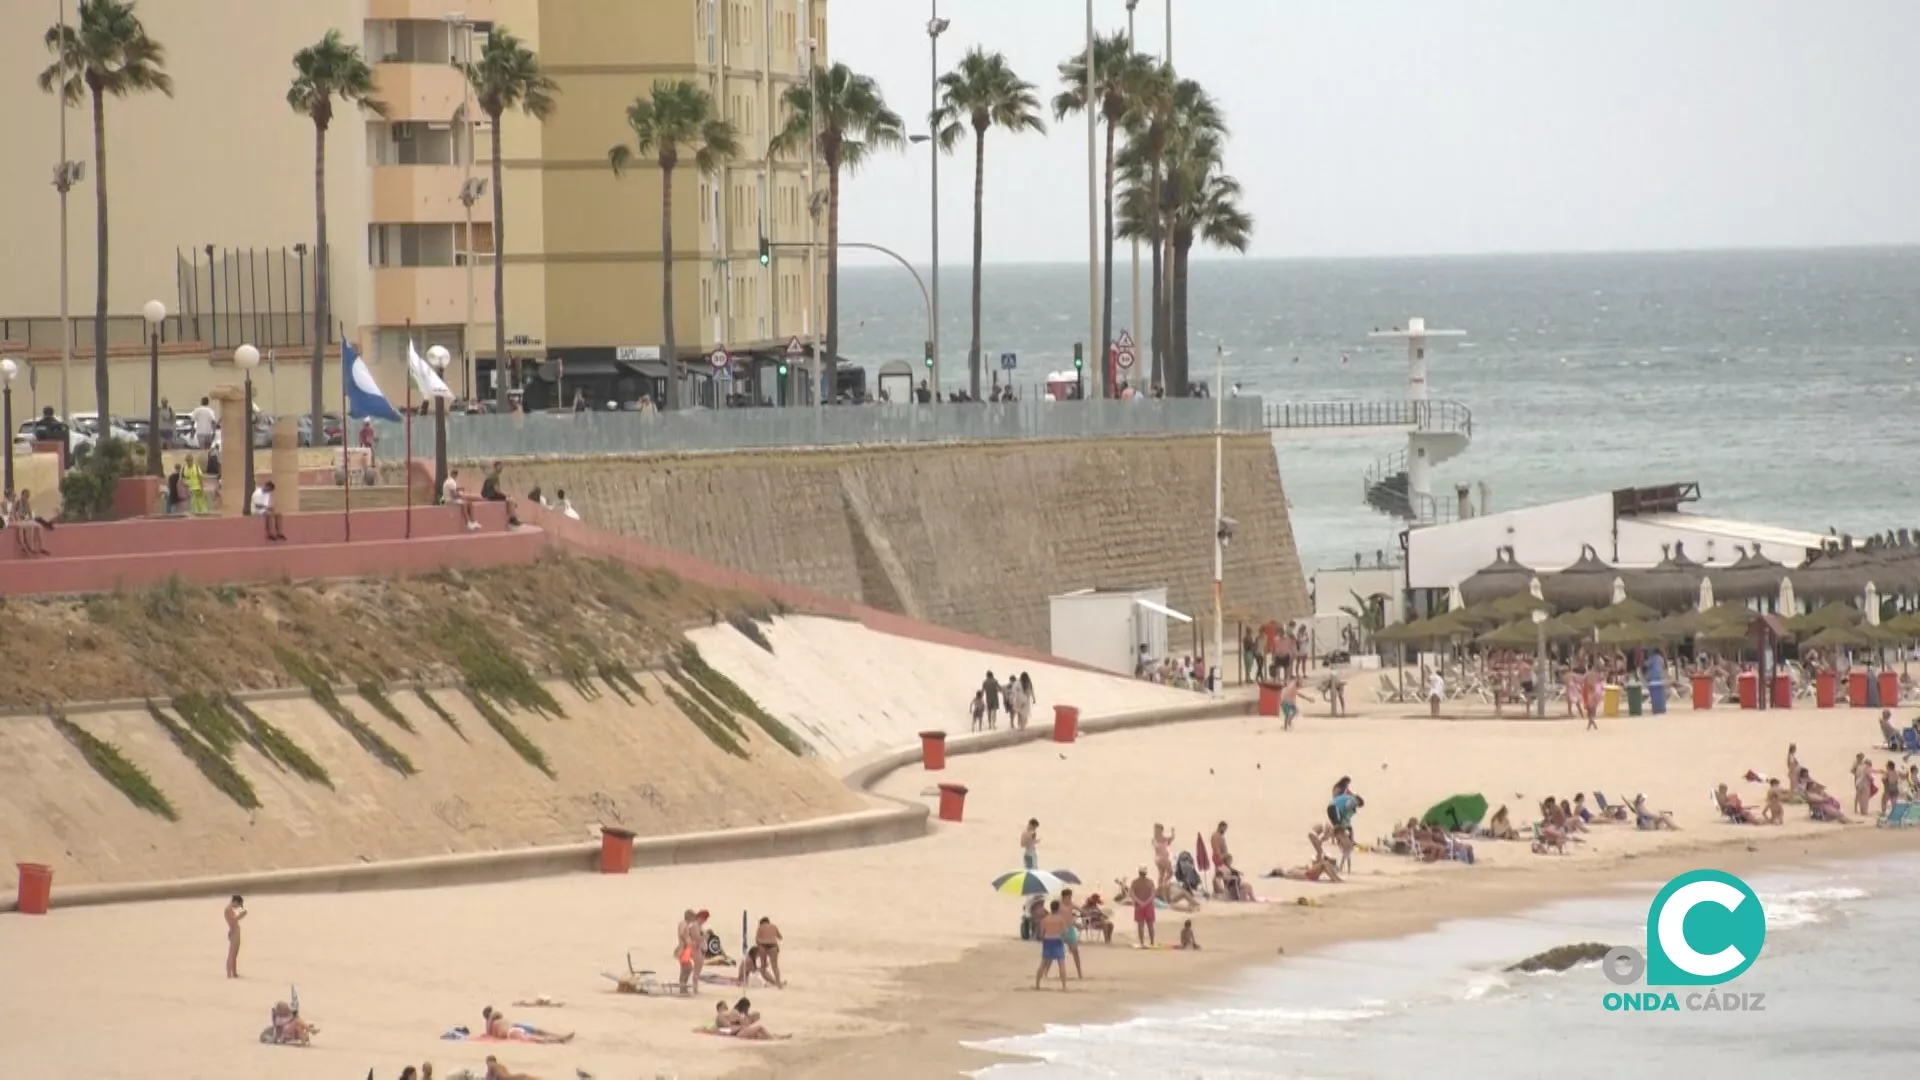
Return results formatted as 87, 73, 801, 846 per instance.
1264, 398, 1473, 437
375, 396, 1271, 460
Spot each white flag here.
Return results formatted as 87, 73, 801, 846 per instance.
407, 342, 454, 400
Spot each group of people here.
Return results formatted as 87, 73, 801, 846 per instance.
970, 670, 1036, 732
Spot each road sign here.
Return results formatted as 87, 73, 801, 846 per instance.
1114, 329, 1135, 350
785, 336, 806, 358
999, 351, 1017, 371
708, 347, 730, 370
1111, 337, 1136, 371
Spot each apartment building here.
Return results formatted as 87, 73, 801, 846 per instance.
0, 0, 827, 414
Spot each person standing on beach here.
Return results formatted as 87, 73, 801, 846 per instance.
1881, 760, 1902, 816
755, 916, 785, 988
223, 895, 247, 978
1058, 888, 1085, 979
1152, 824, 1176, 888
1034, 900, 1070, 990
1280, 678, 1300, 731
1128, 868, 1158, 947
1020, 819, 1040, 870
1426, 668, 1445, 718
1852, 754, 1874, 817
982, 671, 1002, 730
676, 910, 701, 993
1210, 821, 1231, 869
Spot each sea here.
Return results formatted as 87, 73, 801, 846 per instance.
836, 247, 1920, 577
958, 854, 1918, 1080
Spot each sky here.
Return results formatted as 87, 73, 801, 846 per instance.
826, 0, 1920, 264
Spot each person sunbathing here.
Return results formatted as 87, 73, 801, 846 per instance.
263, 1001, 316, 1045
483, 1056, 539, 1080
1630, 794, 1681, 831
714, 999, 786, 1040
1715, 783, 1761, 824
481, 1006, 572, 1044
1156, 881, 1201, 912
1078, 894, 1115, 944
1389, 818, 1420, 856
1482, 806, 1520, 841
1266, 855, 1344, 882
1213, 855, 1257, 901
1799, 772, 1849, 823
1558, 799, 1589, 833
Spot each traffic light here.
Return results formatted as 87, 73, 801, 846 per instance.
1073, 342, 1084, 397
778, 361, 790, 376
757, 233, 771, 266
923, 339, 934, 368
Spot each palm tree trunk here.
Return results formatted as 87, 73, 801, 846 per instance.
825, 156, 842, 400
968, 127, 986, 400
1147, 152, 1165, 393
489, 113, 508, 409
660, 162, 679, 410
1167, 233, 1182, 388
311, 119, 329, 441
1162, 201, 1180, 394
1099, 118, 1116, 384
90, 89, 110, 419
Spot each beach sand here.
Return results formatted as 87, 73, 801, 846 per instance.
0, 703, 1910, 1079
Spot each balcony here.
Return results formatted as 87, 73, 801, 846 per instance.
374, 266, 492, 327
372, 165, 491, 225
372, 61, 469, 123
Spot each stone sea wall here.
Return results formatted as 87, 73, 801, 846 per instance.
500, 435, 1311, 651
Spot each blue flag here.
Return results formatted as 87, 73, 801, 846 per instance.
344, 341, 402, 422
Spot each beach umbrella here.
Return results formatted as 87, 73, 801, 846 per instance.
1612, 576, 1628, 605
1785, 603, 1861, 635
1709, 545, 1791, 602
1602, 597, 1660, 624
1453, 602, 1509, 629
1792, 551, 1874, 603
1194, 832, 1210, 872
1865, 582, 1882, 625
1596, 621, 1665, 647
1779, 576, 1798, 618
991, 870, 1080, 896
1459, 547, 1535, 605
1448, 582, 1465, 613
1882, 612, 1920, 640
1478, 616, 1578, 648
1422, 793, 1489, 832
1489, 592, 1550, 619
1541, 544, 1620, 611
1798, 625, 1877, 650
1623, 545, 1710, 612
1697, 574, 1715, 613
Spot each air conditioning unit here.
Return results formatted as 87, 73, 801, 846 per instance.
392, 122, 416, 140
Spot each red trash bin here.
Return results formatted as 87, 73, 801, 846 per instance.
1737, 671, 1757, 710
14, 863, 52, 915
1257, 682, 1281, 716
1052, 704, 1080, 744
1849, 670, 1868, 706
1772, 672, 1792, 710
1691, 673, 1713, 710
919, 731, 948, 771
936, 783, 969, 822
1880, 671, 1900, 708
1815, 671, 1836, 709
598, 827, 636, 874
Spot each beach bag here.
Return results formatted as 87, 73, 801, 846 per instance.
1174, 851, 1201, 892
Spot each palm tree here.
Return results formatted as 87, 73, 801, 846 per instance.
1115, 63, 1174, 389
466, 25, 558, 409
1148, 78, 1226, 394
771, 63, 905, 400
1053, 32, 1143, 390
934, 49, 1045, 399
609, 81, 739, 410
38, 0, 172, 421
1165, 137, 1250, 390
288, 29, 385, 440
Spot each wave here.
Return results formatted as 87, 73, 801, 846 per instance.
1761, 885, 1868, 929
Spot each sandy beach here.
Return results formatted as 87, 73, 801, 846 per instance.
1, 701, 1912, 1079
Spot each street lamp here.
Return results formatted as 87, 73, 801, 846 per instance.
0, 358, 17, 495
427, 344, 452, 491
142, 300, 166, 477
1532, 608, 1549, 718
234, 344, 260, 514
927, 5, 950, 400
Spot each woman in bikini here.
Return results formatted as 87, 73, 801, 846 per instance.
754, 916, 785, 988
714, 998, 784, 1040
1151, 823, 1175, 888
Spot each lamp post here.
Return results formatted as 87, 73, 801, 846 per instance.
0, 358, 17, 496
1532, 608, 1549, 719
1212, 340, 1227, 693
427, 344, 452, 491
234, 344, 259, 513
142, 300, 166, 477
1126, 0, 1141, 374
926, 5, 950, 400
1084, 0, 1101, 398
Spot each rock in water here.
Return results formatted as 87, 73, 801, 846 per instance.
1506, 942, 1613, 973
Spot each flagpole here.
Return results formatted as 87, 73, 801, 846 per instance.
341, 322, 351, 543
404, 322, 414, 540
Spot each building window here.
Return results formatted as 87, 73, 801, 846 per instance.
369, 121, 457, 166
368, 224, 460, 268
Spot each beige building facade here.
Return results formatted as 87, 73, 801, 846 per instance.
0, 0, 828, 416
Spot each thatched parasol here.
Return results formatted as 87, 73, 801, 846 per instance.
1791, 550, 1874, 603
1707, 544, 1792, 602
1623, 544, 1710, 612
1797, 624, 1880, 650
1452, 603, 1511, 629
1785, 603, 1862, 635
1595, 621, 1668, 647
1458, 547, 1536, 605
1489, 592, 1551, 619
1565, 597, 1660, 629
1379, 612, 1474, 643
1878, 611, 1920, 641
1540, 544, 1620, 611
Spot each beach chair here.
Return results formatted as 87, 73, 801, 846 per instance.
1902, 728, 1920, 756
1377, 673, 1405, 704
1879, 803, 1918, 828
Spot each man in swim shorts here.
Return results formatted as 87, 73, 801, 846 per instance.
1034, 899, 1070, 990
1059, 888, 1084, 979
1129, 867, 1158, 946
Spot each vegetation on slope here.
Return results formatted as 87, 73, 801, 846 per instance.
49, 707, 178, 821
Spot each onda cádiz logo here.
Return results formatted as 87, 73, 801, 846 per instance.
1601, 869, 1768, 1013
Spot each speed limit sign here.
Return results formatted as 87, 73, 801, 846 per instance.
708, 347, 730, 369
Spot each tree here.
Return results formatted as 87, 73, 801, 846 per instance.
772, 63, 905, 402
288, 29, 385, 441
1339, 591, 1388, 653
609, 81, 739, 411
1053, 32, 1144, 396
1169, 136, 1251, 391
934, 49, 1045, 399
1114, 63, 1173, 389
38, 0, 172, 421
466, 25, 558, 408
1149, 79, 1226, 394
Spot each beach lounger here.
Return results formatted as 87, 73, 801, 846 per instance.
1879, 802, 1918, 828
1901, 728, 1920, 755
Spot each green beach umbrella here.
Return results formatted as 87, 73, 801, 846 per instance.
1490, 592, 1551, 619
1422, 793, 1489, 832
1595, 620, 1663, 647
1786, 604, 1862, 635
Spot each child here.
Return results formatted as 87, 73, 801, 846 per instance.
969, 690, 986, 732
1177, 919, 1200, 950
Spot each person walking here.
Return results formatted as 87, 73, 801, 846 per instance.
184, 455, 207, 515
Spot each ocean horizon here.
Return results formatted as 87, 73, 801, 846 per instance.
839, 246, 1920, 576
964, 853, 1915, 1079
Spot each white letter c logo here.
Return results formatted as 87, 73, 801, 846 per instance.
1657, 879, 1747, 978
